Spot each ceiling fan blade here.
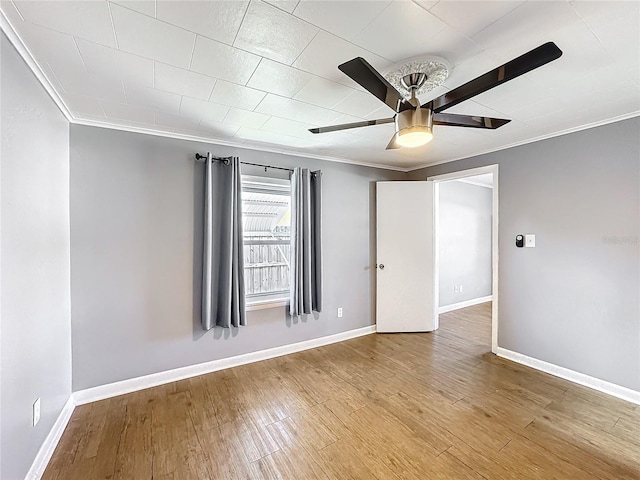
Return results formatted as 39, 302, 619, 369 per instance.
339, 57, 410, 112
427, 42, 563, 113
433, 113, 511, 129
385, 134, 400, 150
309, 117, 395, 134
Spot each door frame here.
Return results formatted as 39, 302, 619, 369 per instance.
427, 164, 499, 353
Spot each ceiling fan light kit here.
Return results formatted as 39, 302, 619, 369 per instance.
395, 107, 433, 148
309, 42, 563, 151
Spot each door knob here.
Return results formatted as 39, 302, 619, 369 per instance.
379, 264, 385, 270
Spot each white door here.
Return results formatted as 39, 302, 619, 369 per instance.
376, 181, 437, 333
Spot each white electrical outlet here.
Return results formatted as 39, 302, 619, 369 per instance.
33, 398, 41, 427
454, 286, 459, 293
337, 307, 343, 318
525, 234, 536, 248
459, 285, 463, 293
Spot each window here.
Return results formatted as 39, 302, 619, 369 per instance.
241, 175, 291, 305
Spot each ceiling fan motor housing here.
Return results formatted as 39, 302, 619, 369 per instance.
395, 107, 433, 147
396, 107, 432, 131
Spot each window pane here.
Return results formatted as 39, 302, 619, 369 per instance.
241, 177, 291, 299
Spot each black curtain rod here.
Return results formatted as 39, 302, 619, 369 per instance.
194, 153, 293, 172
241, 161, 293, 172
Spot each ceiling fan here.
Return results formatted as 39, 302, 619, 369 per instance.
309, 42, 563, 149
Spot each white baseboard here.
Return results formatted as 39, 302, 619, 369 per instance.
439, 295, 493, 314
73, 325, 376, 405
495, 347, 640, 406
25, 325, 376, 478
25, 396, 75, 480
25, 329, 638, 480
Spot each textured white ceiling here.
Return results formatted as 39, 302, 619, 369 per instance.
1, 0, 638, 170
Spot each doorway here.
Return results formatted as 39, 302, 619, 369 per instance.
428, 165, 499, 353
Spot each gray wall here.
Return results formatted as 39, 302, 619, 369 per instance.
1, 34, 72, 479
69, 125, 405, 390
410, 117, 640, 392
439, 180, 492, 307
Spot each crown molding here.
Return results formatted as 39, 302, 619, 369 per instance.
71, 118, 408, 172
4, 9, 637, 176
80, 109, 640, 175
0, 9, 73, 122
0, 9, 408, 173
407, 110, 640, 172
58, 110, 640, 176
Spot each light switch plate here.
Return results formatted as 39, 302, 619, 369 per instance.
525, 234, 536, 248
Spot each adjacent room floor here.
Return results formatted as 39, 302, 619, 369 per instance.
44, 303, 640, 479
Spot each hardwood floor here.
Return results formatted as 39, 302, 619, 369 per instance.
43, 303, 640, 479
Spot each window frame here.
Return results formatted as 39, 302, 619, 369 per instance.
241, 174, 291, 310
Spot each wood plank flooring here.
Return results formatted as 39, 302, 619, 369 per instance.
43, 303, 640, 479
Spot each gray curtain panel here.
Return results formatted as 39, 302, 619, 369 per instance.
289, 167, 323, 316
201, 154, 246, 330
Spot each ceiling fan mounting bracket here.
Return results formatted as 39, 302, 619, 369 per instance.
383, 55, 451, 99
401, 72, 427, 91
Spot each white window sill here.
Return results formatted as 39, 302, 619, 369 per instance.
246, 298, 288, 311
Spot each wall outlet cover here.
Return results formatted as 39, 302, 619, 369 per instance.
33, 398, 41, 426
525, 234, 536, 248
